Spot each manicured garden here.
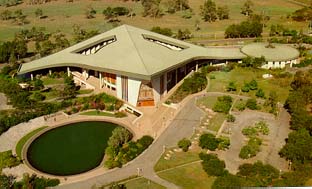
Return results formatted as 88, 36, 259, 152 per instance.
27, 121, 120, 176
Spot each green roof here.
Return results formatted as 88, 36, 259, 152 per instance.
18, 25, 245, 80
241, 43, 299, 62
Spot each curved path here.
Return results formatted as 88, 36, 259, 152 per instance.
53, 97, 204, 189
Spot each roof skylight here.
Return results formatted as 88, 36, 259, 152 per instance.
73, 36, 116, 55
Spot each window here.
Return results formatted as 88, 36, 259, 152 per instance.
142, 34, 187, 51
121, 76, 128, 101
73, 36, 116, 55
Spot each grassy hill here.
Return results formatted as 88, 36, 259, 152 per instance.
0, 0, 307, 42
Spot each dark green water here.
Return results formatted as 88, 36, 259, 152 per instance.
27, 121, 119, 176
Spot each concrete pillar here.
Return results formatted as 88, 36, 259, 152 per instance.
67, 67, 70, 77
30, 73, 34, 81
49, 70, 52, 75
175, 69, 178, 85
99, 72, 102, 88
195, 64, 199, 72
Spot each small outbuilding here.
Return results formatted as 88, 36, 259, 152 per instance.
240, 43, 300, 69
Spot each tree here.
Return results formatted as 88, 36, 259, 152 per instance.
217, 5, 229, 20
0, 10, 12, 20
141, 0, 162, 18
199, 133, 219, 150
35, 8, 43, 18
61, 75, 76, 99
72, 25, 99, 43
150, 26, 173, 36
212, 173, 242, 189
227, 81, 237, 91
249, 79, 258, 90
85, 5, 96, 19
33, 78, 44, 90
199, 153, 228, 176
213, 95, 233, 113
265, 91, 278, 114
246, 98, 258, 110
200, 0, 217, 22
53, 32, 70, 51
241, 0, 254, 16
0, 175, 14, 189
178, 138, 191, 152
13, 9, 28, 25
279, 129, 312, 163
256, 88, 265, 98
176, 29, 191, 40
107, 127, 133, 148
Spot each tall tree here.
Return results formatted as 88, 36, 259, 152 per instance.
200, 0, 217, 22
217, 5, 229, 20
141, 0, 162, 18
241, 0, 254, 16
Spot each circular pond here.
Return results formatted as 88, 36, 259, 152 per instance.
26, 121, 121, 176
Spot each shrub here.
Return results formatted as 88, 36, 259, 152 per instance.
210, 75, 216, 79
227, 81, 237, 91
212, 173, 242, 189
255, 121, 269, 135
137, 135, 154, 149
218, 137, 230, 150
226, 114, 235, 122
33, 92, 45, 101
239, 137, 262, 159
256, 88, 265, 98
236, 101, 246, 111
246, 98, 259, 110
199, 133, 219, 151
241, 83, 250, 92
242, 126, 258, 137
213, 95, 233, 113
178, 138, 192, 152
249, 79, 258, 90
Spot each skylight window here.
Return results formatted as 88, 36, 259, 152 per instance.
73, 36, 116, 55
142, 34, 187, 51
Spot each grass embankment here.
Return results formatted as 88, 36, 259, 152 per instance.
208, 67, 292, 103
79, 110, 115, 117
15, 126, 48, 159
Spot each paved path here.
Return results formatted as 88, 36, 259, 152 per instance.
53, 98, 204, 189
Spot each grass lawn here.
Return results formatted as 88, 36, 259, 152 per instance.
154, 150, 200, 172
197, 96, 218, 109
123, 177, 165, 189
79, 110, 115, 117
42, 77, 64, 85
15, 126, 48, 159
157, 162, 216, 189
0, 0, 304, 42
0, 150, 20, 172
42, 89, 60, 100
207, 113, 227, 132
77, 89, 93, 95
208, 67, 292, 103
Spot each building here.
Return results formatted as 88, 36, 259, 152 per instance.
17, 25, 299, 107
240, 43, 300, 69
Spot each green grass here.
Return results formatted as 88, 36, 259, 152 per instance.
42, 89, 60, 100
123, 177, 165, 189
41, 77, 64, 85
27, 121, 119, 176
77, 89, 93, 95
154, 151, 200, 172
79, 110, 115, 117
197, 96, 218, 109
208, 67, 292, 103
15, 126, 48, 159
207, 113, 227, 132
0, 0, 305, 42
157, 162, 216, 189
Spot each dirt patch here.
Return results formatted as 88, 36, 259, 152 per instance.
0, 93, 12, 110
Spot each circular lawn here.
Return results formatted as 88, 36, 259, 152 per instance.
27, 121, 121, 176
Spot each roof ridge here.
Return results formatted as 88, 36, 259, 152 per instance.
124, 25, 150, 76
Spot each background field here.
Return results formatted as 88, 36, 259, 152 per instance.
0, 0, 308, 42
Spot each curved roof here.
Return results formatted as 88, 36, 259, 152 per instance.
18, 25, 245, 80
241, 43, 299, 62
